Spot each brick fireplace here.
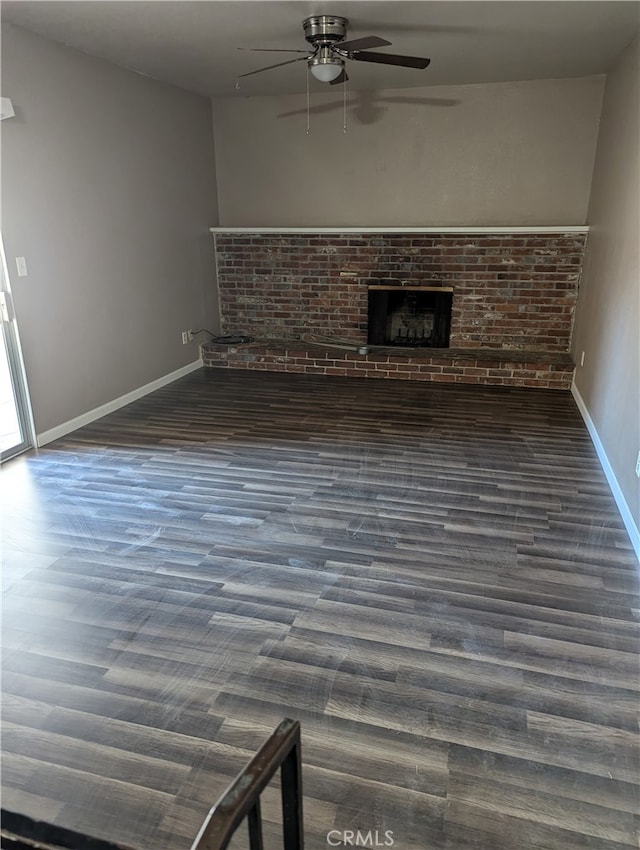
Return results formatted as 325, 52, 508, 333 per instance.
203, 230, 587, 389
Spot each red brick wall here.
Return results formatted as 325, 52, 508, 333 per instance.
214, 233, 587, 352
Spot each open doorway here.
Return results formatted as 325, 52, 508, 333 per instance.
1, 237, 34, 461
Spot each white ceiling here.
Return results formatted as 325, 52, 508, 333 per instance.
3, 1, 639, 98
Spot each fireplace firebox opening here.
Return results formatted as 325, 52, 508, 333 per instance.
368, 285, 453, 348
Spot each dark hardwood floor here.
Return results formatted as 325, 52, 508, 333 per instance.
2, 369, 638, 850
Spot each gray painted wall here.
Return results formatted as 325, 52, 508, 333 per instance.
1, 23, 220, 436
572, 34, 640, 533
212, 76, 604, 226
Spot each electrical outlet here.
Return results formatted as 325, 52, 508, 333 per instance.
636, 450, 640, 478
580, 351, 585, 367
16, 257, 27, 277
181, 330, 192, 344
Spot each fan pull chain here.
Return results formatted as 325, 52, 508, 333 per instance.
306, 66, 310, 135
343, 71, 347, 134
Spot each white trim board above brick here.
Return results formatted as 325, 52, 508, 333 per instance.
210, 227, 590, 234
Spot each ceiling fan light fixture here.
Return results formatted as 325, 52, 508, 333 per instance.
309, 47, 344, 82
238, 15, 430, 89
310, 62, 343, 83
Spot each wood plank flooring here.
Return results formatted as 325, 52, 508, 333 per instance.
2, 369, 638, 850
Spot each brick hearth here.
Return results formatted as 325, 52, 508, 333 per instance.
203, 231, 587, 389
202, 342, 574, 389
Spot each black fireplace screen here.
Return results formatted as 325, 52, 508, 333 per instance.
367, 286, 453, 348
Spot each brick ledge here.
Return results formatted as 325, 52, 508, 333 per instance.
201, 341, 574, 389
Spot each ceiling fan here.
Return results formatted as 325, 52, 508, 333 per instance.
237, 15, 431, 85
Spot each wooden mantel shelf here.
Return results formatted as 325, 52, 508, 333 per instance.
209, 226, 590, 234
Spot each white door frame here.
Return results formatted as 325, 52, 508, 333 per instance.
1, 235, 35, 461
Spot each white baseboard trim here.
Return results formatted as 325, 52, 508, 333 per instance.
571, 382, 640, 561
37, 359, 203, 447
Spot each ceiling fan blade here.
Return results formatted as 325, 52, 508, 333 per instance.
237, 48, 310, 53
336, 35, 391, 52
237, 55, 309, 79
329, 69, 349, 86
350, 51, 431, 69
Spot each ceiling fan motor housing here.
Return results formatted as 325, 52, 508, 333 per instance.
303, 16, 348, 45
